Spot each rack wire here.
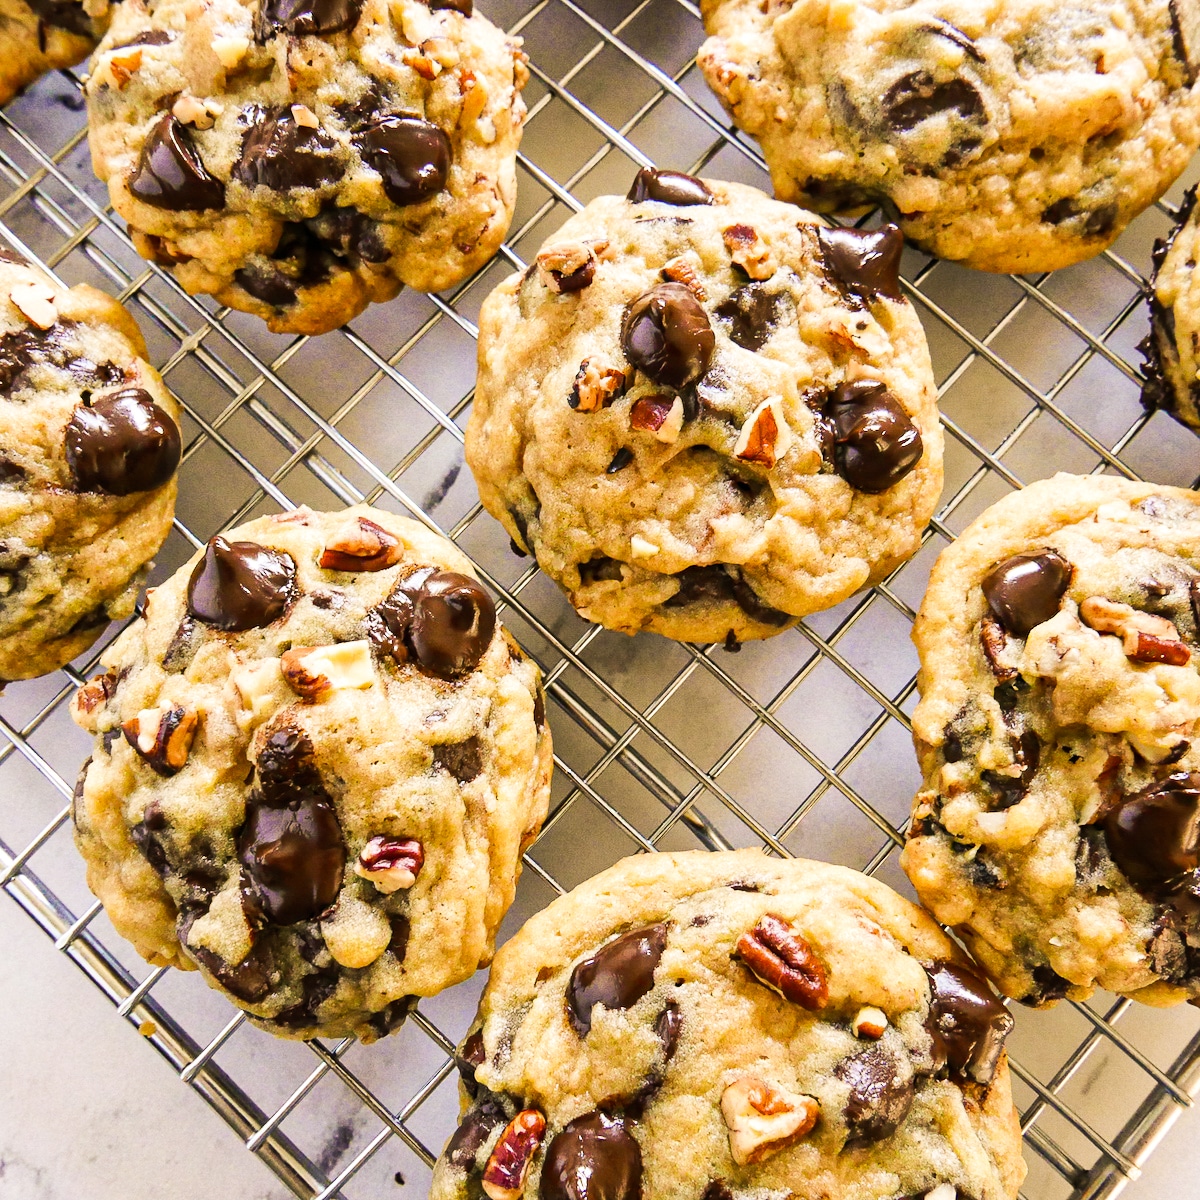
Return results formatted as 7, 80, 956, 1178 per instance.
2, 0, 1200, 1196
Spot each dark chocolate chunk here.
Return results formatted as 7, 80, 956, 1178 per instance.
26, 0, 92, 37
456, 1027, 486, 1098
367, 995, 416, 1038
255, 0, 363, 38
428, 0, 472, 11
130, 800, 170, 876
1042, 198, 1119, 237
713, 284, 786, 351
655, 999, 682, 1061
162, 615, 198, 673
358, 115, 451, 206
447, 1091, 508, 1170
566, 923, 668, 1036
539, 1111, 642, 1200
186, 536, 297, 631
981, 550, 1071, 637
306, 205, 391, 264
533, 687, 546, 730
817, 224, 905, 303
188, 937, 275, 1003
129, 116, 224, 212
981, 729, 1041, 810
882, 71, 986, 133
1104, 773, 1200, 892
925, 958, 1013, 1085
606, 447, 634, 474
0, 454, 25, 484
233, 107, 340, 191
836, 1047, 914, 1145
620, 283, 714, 389
388, 914, 410, 962
233, 220, 342, 308
626, 168, 714, 207
269, 969, 339, 1029
662, 564, 791, 627
412, 571, 495, 679
64, 388, 181, 495
922, 17, 985, 61
1024, 963, 1073, 1005
434, 736, 484, 781
821, 380, 923, 494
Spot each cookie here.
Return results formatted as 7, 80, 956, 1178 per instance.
902, 474, 1200, 1006
466, 171, 942, 644
84, 0, 528, 336
1141, 185, 1200, 435
698, 0, 1200, 274
70, 505, 552, 1041
430, 850, 1025, 1200
0, 252, 181, 682
0, 0, 110, 107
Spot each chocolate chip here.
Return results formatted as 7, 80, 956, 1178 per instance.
188, 937, 275, 1003
817, 224, 905, 303
882, 71, 986, 134
411, 571, 495, 679
925, 958, 1013, 1085
821, 380, 923, 494
162, 615, 198, 673
388, 914, 410, 962
981, 729, 1041, 810
130, 801, 170, 877
606, 448, 634, 474
306, 205, 390, 264
655, 1000, 682, 1061
434, 736, 483, 781
533, 687, 546, 730
662, 564, 792, 627
447, 1092, 508, 1171
835, 1047, 915, 1145
539, 1111, 643, 1200
566, 923, 668, 1036
187, 536, 297, 632
358, 115, 451, 206
620, 283, 714, 389
233, 107, 340, 191
110, 30, 175, 49
456, 1027, 486, 1098
129, 116, 224, 212
233, 221, 343, 309
981, 550, 1072, 638
64, 389, 181, 495
254, 0, 363, 37
713, 284, 787, 351
626, 168, 714, 207
1104, 773, 1200, 892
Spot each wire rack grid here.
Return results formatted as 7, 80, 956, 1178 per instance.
2, 1, 1200, 1197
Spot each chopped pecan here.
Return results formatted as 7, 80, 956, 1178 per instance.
630, 394, 684, 443
537, 242, 597, 294
481, 1109, 546, 1200
735, 914, 829, 1009
733, 398, 792, 469
354, 836, 424, 893
980, 614, 1018, 682
723, 224, 775, 280
720, 1076, 819, 1165
318, 516, 404, 572
568, 359, 626, 413
122, 705, 199, 777
1079, 596, 1191, 666
852, 1006, 888, 1039
72, 670, 119, 728
660, 256, 707, 300
97, 46, 143, 89
1127, 632, 1192, 666
281, 640, 374, 700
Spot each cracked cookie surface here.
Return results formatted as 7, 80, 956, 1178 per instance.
70, 505, 552, 1041
0, 0, 109, 106
698, 0, 1200, 273
902, 473, 1200, 1005
85, 0, 527, 334
0, 252, 180, 681
466, 172, 942, 644
430, 850, 1024, 1200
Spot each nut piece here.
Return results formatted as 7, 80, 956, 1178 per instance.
481, 1109, 546, 1200
98, 46, 143, 88
733, 398, 792, 469
630, 394, 685, 444
281, 640, 375, 700
71, 670, 119, 729
9, 282, 57, 330
723, 224, 775, 280
630, 534, 659, 560
569, 358, 626, 413
290, 103, 320, 129
172, 95, 222, 129
122, 705, 199, 777
980, 614, 1018, 683
1079, 596, 1191, 666
660, 255, 707, 300
354, 836, 424, 893
537, 242, 597, 294
735, 913, 829, 1009
212, 35, 250, 69
852, 1006, 888, 1039
720, 1076, 819, 1165
318, 516, 404, 572
459, 70, 489, 128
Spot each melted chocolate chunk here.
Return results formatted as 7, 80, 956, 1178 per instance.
307, 205, 390, 264
539, 1111, 643, 1200
626, 168, 714, 207
620, 283, 714, 389
981, 729, 1041, 811
836, 1047, 915, 1145
26, 0, 92, 36
233, 220, 342, 308
413, 571, 496, 678
434, 736, 484, 781
1104, 773, 1200, 892
129, 116, 224, 212
1041, 198, 1118, 238
566, 923, 667, 1036
255, 0, 363, 37
358, 115, 451, 206
456, 1028, 485, 1098
0, 324, 123, 397
367, 995, 416, 1038
655, 1000, 682, 1061
713, 284, 786, 351
269, 969, 339, 1029
186, 536, 296, 632
663, 564, 792, 627
233, 107, 340, 191
925, 958, 1013, 1085
130, 800, 170, 876
188, 936, 275, 1002
882, 71, 986, 133
817, 224, 905, 303
821, 380, 923, 494
447, 1092, 508, 1170
64, 389, 181, 495
388, 914, 410, 962
981, 550, 1071, 637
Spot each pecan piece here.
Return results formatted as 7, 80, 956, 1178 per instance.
122, 705, 199, 777
537, 242, 597, 294
281, 640, 374, 700
1128, 632, 1192, 666
482, 1109, 546, 1200
568, 359, 626, 413
630, 394, 684, 443
980, 614, 1018, 682
735, 914, 829, 1008
71, 670, 119, 729
354, 836, 424, 893
660, 256, 707, 300
722, 224, 775, 280
720, 1076, 819, 1165
1079, 596, 1191, 666
733, 398, 792, 469
318, 517, 404, 572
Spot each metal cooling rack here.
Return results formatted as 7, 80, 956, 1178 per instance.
2, 1, 1200, 1196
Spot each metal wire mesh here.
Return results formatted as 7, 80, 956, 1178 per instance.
2, 1, 1200, 1197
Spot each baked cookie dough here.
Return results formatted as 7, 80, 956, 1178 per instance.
0, 0, 110, 107
70, 505, 552, 1041
466, 170, 942, 644
698, 0, 1200, 274
903, 474, 1200, 1006
85, 0, 528, 334
431, 850, 1025, 1200
1141, 185, 1200, 435
0, 251, 181, 682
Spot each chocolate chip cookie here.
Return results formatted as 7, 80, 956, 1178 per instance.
902, 473, 1200, 1006
0, 252, 181, 682
70, 505, 552, 1041
698, 0, 1200, 274
1141, 185, 1200, 435
85, 0, 528, 335
0, 0, 110, 107
431, 850, 1025, 1200
466, 171, 942, 644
